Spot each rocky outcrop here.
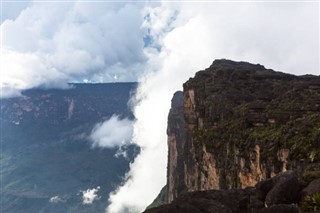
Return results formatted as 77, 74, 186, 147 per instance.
264, 171, 299, 206
257, 204, 300, 213
145, 188, 257, 213
146, 186, 168, 210
302, 178, 320, 197
254, 171, 300, 206
166, 59, 320, 203
144, 171, 314, 213
167, 91, 189, 202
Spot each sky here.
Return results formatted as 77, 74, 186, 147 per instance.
1, 1, 319, 213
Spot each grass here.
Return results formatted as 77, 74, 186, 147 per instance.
300, 192, 320, 212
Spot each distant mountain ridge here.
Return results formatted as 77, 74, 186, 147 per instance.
2, 83, 137, 125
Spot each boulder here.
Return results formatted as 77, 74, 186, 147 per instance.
265, 171, 300, 206
301, 178, 320, 197
144, 189, 254, 213
255, 178, 273, 201
254, 204, 299, 213
144, 199, 232, 213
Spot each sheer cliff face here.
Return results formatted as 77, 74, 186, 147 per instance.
167, 60, 320, 202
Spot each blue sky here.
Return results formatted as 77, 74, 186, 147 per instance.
1, 1, 319, 212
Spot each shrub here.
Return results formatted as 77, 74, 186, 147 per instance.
300, 192, 320, 212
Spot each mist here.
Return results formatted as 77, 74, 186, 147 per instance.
106, 2, 319, 212
90, 115, 134, 148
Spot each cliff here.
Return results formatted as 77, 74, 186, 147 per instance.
146, 59, 320, 212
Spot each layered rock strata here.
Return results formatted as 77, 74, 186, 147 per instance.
167, 59, 320, 202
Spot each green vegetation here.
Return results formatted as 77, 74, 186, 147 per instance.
146, 185, 168, 210
300, 192, 320, 212
186, 60, 320, 185
299, 171, 320, 188
194, 111, 320, 165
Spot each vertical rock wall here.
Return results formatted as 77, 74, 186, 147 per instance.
167, 59, 320, 202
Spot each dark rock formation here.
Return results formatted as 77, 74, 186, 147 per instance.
167, 59, 320, 202
145, 188, 256, 213
146, 186, 168, 210
147, 59, 320, 212
264, 171, 299, 206
255, 178, 273, 202
301, 178, 320, 197
145, 171, 302, 213
255, 171, 300, 206
255, 204, 300, 213
167, 91, 188, 202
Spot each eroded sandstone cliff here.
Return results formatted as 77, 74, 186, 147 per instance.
166, 59, 320, 203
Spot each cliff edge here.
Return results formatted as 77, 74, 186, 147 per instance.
146, 59, 320, 212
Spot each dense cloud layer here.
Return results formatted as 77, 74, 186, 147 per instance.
1, 2, 147, 97
106, 2, 319, 213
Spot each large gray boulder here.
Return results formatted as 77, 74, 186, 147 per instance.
254, 204, 299, 213
144, 189, 254, 213
265, 171, 300, 207
301, 178, 320, 197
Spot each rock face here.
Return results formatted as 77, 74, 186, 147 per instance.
144, 171, 304, 213
264, 171, 299, 206
166, 59, 320, 203
145, 188, 257, 213
167, 91, 189, 202
301, 178, 320, 197
254, 171, 300, 207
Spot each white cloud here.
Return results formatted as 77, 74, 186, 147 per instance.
114, 146, 129, 159
107, 88, 172, 213
90, 115, 134, 148
106, 2, 319, 213
82, 186, 101, 205
1, 2, 147, 97
49, 195, 66, 204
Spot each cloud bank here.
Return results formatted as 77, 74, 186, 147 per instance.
90, 115, 134, 148
1, 2, 147, 98
106, 2, 319, 213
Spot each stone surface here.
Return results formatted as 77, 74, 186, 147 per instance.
144, 188, 255, 213
254, 204, 300, 213
167, 91, 189, 202
265, 171, 300, 206
301, 178, 320, 197
146, 185, 168, 210
255, 178, 273, 201
166, 59, 320, 202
